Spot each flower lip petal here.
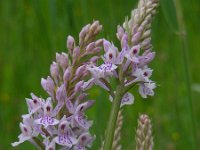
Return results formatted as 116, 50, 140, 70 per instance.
35, 116, 59, 128
53, 134, 78, 147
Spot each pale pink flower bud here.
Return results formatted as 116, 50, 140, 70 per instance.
41, 76, 55, 97
79, 24, 90, 45
90, 21, 100, 32
63, 66, 72, 85
56, 84, 67, 103
75, 65, 86, 77
90, 56, 100, 64
141, 37, 151, 48
95, 39, 103, 47
50, 62, 59, 79
116, 25, 125, 40
56, 52, 69, 70
74, 81, 84, 92
132, 24, 139, 34
86, 42, 96, 52
72, 47, 80, 61
92, 47, 101, 53
121, 33, 128, 50
131, 32, 141, 44
67, 35, 75, 52
103, 39, 111, 52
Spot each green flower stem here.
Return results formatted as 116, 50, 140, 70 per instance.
103, 84, 124, 150
32, 137, 45, 150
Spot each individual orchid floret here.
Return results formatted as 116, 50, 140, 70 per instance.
54, 119, 78, 147
132, 67, 153, 82
11, 123, 33, 146
75, 132, 95, 150
41, 76, 55, 98
124, 45, 140, 63
110, 92, 134, 107
138, 51, 155, 68
71, 101, 94, 130
35, 98, 59, 128
26, 93, 44, 114
103, 40, 121, 64
88, 63, 117, 79
139, 82, 156, 98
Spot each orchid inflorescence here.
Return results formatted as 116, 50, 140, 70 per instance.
12, 0, 159, 149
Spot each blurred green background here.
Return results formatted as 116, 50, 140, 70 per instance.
0, 0, 200, 149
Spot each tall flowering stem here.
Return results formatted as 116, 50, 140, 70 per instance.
103, 0, 159, 149
103, 84, 125, 150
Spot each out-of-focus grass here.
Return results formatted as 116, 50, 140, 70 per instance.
0, 0, 200, 149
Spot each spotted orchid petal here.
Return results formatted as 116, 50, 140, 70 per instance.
26, 98, 42, 114
75, 100, 95, 114
125, 45, 140, 63
11, 123, 32, 147
103, 40, 119, 64
110, 92, 134, 107
35, 116, 59, 128
76, 132, 95, 148
121, 92, 134, 107
54, 134, 77, 147
139, 82, 156, 98
132, 67, 153, 82
74, 114, 93, 130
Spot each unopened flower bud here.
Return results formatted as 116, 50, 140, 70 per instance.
142, 30, 151, 39
63, 66, 72, 85
103, 40, 111, 52
141, 37, 151, 48
41, 76, 55, 97
95, 39, 103, 47
92, 47, 101, 54
90, 21, 100, 32
121, 33, 128, 50
72, 47, 80, 61
79, 24, 90, 46
74, 81, 84, 93
90, 56, 100, 64
56, 84, 67, 103
86, 42, 96, 52
50, 62, 59, 80
75, 65, 86, 77
131, 24, 139, 35
116, 25, 125, 40
56, 52, 69, 70
131, 32, 141, 44
67, 35, 75, 53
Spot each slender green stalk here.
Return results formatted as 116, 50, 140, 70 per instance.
173, 0, 197, 149
32, 137, 45, 150
103, 84, 124, 150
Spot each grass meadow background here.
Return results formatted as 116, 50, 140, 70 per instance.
0, 0, 200, 149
